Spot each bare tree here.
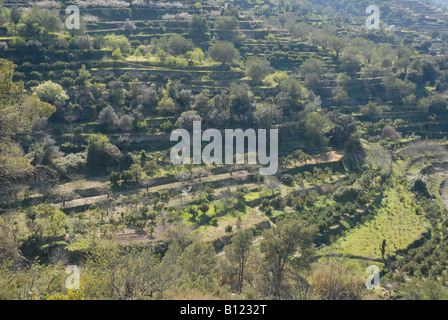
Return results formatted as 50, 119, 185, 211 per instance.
49, 246, 69, 265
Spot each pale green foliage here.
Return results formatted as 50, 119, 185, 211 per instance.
165, 55, 188, 68
156, 94, 178, 115
112, 48, 124, 60
246, 57, 272, 84
19, 7, 61, 33
29, 135, 64, 166
0, 143, 32, 182
105, 34, 131, 54
304, 111, 331, 148
82, 243, 166, 299
187, 48, 205, 65
178, 241, 216, 282
263, 71, 288, 87
253, 102, 283, 127
361, 101, 383, 119
78, 64, 91, 82
33, 81, 69, 105
0, 59, 55, 182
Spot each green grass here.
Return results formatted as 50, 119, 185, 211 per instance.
324, 184, 427, 260
316, 256, 386, 273
244, 191, 261, 202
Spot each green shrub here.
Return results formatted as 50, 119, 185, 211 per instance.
110, 171, 121, 186
334, 184, 364, 202
160, 120, 173, 132
280, 174, 294, 186
86, 134, 123, 168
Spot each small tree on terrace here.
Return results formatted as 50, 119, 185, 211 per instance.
86, 134, 123, 168
189, 14, 209, 42
33, 81, 69, 105
328, 37, 345, 57
110, 171, 121, 187
208, 41, 239, 66
381, 125, 401, 141
112, 48, 124, 61
361, 101, 383, 119
215, 16, 239, 41
246, 57, 272, 85
98, 106, 118, 131
29, 135, 64, 166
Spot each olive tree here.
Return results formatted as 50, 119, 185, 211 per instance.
208, 41, 239, 66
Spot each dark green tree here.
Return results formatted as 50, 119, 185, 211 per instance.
224, 229, 254, 293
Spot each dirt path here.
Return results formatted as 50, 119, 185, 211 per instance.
55, 172, 234, 209
284, 150, 344, 169
6, 149, 343, 209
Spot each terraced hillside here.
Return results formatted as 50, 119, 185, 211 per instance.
0, 0, 448, 301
